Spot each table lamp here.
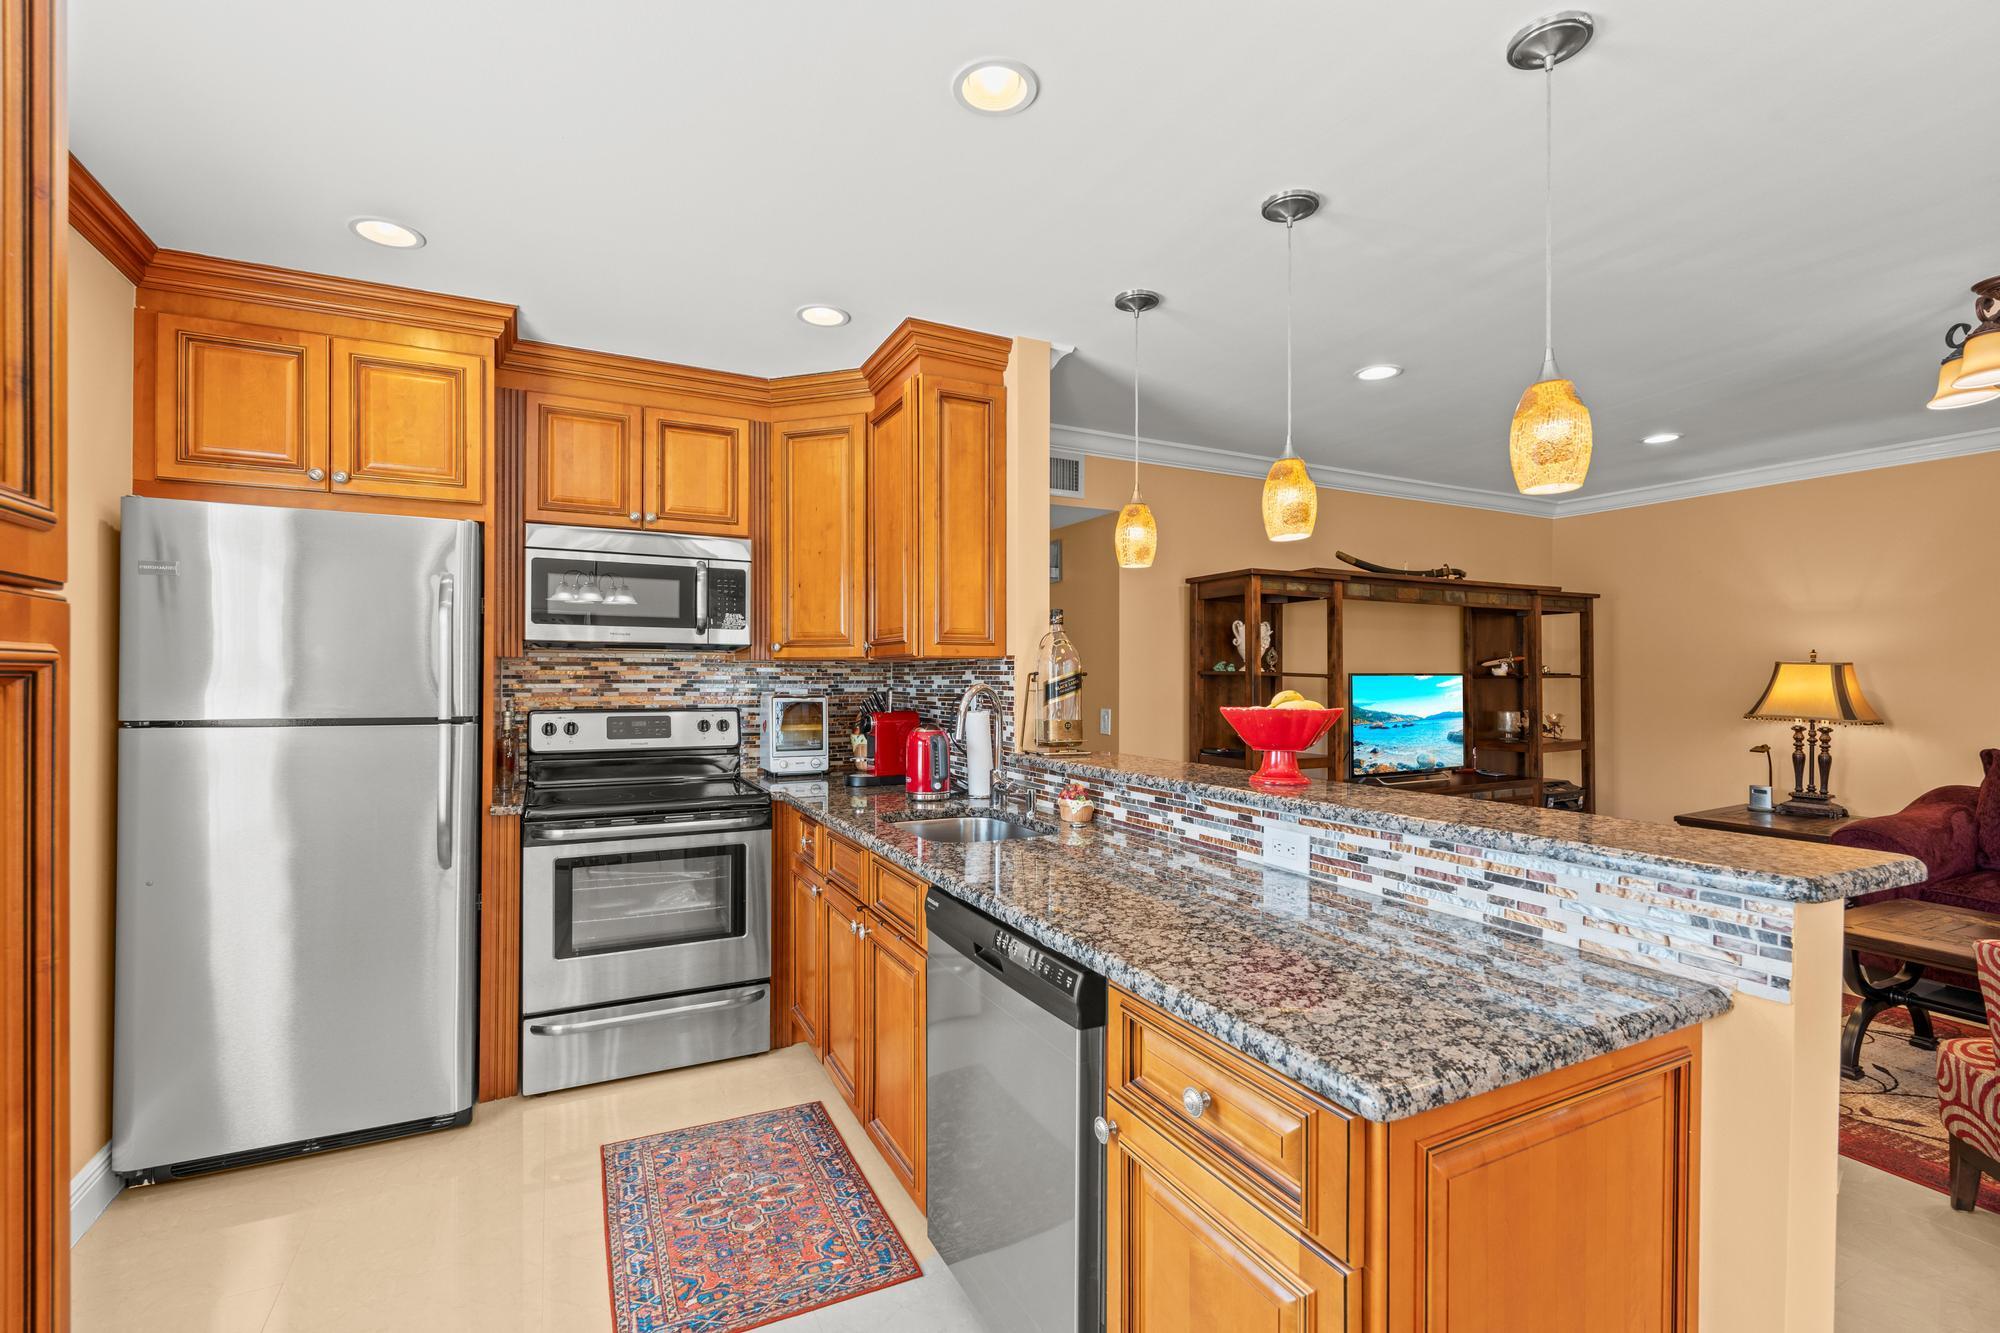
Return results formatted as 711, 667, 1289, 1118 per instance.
1743, 650, 1884, 818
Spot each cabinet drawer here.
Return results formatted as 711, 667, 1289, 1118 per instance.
867, 856, 925, 943
792, 816, 822, 872
1109, 988, 1358, 1262
825, 832, 866, 895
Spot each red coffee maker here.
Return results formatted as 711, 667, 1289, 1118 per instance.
905, 726, 952, 801
847, 708, 918, 788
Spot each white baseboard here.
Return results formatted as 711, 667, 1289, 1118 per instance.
70, 1143, 122, 1244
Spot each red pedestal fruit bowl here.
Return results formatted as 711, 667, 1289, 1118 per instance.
1220, 706, 1344, 789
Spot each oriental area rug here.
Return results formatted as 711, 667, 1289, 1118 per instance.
1840, 996, 2000, 1214
601, 1101, 920, 1333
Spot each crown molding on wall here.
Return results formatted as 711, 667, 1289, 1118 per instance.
69, 154, 156, 284
1051, 420, 2000, 520
1547, 423, 2000, 516
1048, 423, 1560, 517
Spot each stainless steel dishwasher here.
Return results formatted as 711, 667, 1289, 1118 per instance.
926, 888, 1107, 1333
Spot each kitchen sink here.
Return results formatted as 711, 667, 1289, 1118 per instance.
890, 815, 1049, 843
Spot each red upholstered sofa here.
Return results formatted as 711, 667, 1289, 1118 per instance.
1831, 755, 2000, 919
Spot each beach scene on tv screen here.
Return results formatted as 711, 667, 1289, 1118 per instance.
1351, 675, 1465, 774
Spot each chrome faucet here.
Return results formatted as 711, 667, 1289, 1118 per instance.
955, 682, 1004, 800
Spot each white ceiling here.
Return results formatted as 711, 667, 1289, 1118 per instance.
71, 1, 2000, 508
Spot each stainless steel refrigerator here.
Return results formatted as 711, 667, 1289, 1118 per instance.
112, 496, 482, 1183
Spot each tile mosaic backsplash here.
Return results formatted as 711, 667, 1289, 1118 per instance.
1004, 761, 1796, 1004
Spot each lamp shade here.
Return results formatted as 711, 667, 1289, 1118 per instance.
1114, 500, 1157, 568
1929, 353, 2000, 410
1953, 327, 2000, 391
1744, 652, 1884, 724
1262, 455, 1317, 541
1509, 378, 1593, 495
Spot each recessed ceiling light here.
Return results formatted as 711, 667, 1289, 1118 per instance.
953, 60, 1039, 115
1354, 364, 1403, 381
1641, 431, 1682, 446
349, 217, 425, 249
795, 304, 851, 328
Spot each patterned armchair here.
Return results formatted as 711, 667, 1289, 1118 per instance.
1939, 937, 2000, 1210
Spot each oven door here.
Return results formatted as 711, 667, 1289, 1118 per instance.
521, 814, 772, 1015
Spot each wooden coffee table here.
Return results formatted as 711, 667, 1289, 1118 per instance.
1841, 899, 1999, 1079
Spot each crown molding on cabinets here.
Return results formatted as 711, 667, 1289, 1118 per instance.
862, 318, 1012, 395
68, 155, 156, 284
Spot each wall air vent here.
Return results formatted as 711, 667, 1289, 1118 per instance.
1049, 452, 1085, 499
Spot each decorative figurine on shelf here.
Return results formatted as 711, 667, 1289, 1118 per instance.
1056, 781, 1096, 825
1541, 713, 1566, 740
1231, 619, 1248, 664
1259, 621, 1279, 672
1748, 744, 1776, 811
1334, 549, 1468, 581
1211, 660, 1240, 673
1479, 655, 1525, 677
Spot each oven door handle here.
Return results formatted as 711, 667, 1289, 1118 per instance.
527, 987, 767, 1037
528, 813, 769, 842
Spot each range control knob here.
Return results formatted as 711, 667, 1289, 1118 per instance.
540, 722, 556, 737
716, 718, 731, 732
697, 719, 713, 733
562, 721, 580, 737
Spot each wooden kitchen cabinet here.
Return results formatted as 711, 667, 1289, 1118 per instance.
524, 391, 642, 525
863, 919, 926, 1207
820, 881, 868, 1112
329, 337, 485, 504
642, 408, 751, 536
786, 860, 827, 1053
767, 415, 866, 658
918, 375, 1006, 657
864, 384, 918, 656
147, 311, 332, 492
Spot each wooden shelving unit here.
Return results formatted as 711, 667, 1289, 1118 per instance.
1186, 568, 1598, 810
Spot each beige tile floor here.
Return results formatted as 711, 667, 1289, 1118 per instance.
74, 1042, 2000, 1331
73, 1044, 980, 1332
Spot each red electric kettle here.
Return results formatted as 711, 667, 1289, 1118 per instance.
905, 726, 951, 801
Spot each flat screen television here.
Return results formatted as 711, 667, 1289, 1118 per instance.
1348, 674, 1467, 776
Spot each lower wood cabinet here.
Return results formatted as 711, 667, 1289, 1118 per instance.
820, 880, 867, 1108
862, 920, 926, 1207
785, 859, 826, 1052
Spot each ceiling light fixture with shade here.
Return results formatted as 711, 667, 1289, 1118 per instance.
1260, 189, 1321, 543
1948, 276, 2000, 392
1111, 289, 1161, 569
1928, 322, 2000, 410
1505, 11, 1594, 497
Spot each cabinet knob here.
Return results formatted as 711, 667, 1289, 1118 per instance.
1181, 1087, 1213, 1119
644, 512, 658, 523
332, 470, 350, 484
307, 467, 325, 482
857, 922, 869, 939
770, 643, 781, 654
628, 512, 641, 523
807, 883, 819, 898
1092, 1115, 1118, 1145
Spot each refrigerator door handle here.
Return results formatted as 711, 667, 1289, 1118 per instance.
436, 573, 456, 870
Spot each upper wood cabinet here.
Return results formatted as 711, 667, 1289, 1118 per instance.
133, 262, 511, 514
768, 414, 866, 658
330, 338, 484, 503
918, 375, 1006, 657
642, 408, 751, 536
150, 312, 331, 492
525, 391, 642, 525
864, 386, 918, 657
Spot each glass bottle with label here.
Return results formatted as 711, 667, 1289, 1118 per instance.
1030, 610, 1087, 751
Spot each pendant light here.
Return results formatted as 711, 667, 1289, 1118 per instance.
1506, 12, 1595, 496
1948, 276, 2000, 391
1260, 189, 1321, 542
1112, 289, 1162, 568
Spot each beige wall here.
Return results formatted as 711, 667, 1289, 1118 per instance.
1004, 340, 1053, 725
1050, 512, 1121, 752
1552, 451, 2000, 822
1064, 457, 1556, 763
66, 233, 135, 1171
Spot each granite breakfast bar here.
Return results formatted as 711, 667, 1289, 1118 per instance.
766, 751, 1926, 1332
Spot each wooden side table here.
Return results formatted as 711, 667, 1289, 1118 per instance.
1673, 804, 1869, 844
1841, 899, 1999, 1079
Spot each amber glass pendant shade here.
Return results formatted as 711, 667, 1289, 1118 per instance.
1114, 500, 1157, 568
1930, 354, 2000, 410
1262, 455, 1317, 541
1508, 377, 1593, 495
1952, 328, 2000, 391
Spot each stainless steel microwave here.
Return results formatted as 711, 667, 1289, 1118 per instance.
525, 525, 751, 648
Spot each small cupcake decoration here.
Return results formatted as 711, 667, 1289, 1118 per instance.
1056, 780, 1095, 825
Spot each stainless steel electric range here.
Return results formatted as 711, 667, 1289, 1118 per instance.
519, 708, 772, 1095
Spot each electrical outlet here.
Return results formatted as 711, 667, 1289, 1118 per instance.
1266, 824, 1311, 875
1098, 708, 1113, 735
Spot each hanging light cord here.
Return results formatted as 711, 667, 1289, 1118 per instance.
1130, 306, 1143, 500
1541, 53, 1557, 381
1283, 218, 1295, 457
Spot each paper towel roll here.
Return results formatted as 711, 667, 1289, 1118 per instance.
965, 707, 995, 800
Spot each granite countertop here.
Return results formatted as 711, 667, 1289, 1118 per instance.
761, 780, 1732, 1122
1010, 752, 1925, 904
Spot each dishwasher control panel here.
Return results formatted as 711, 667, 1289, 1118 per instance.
992, 928, 1080, 999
